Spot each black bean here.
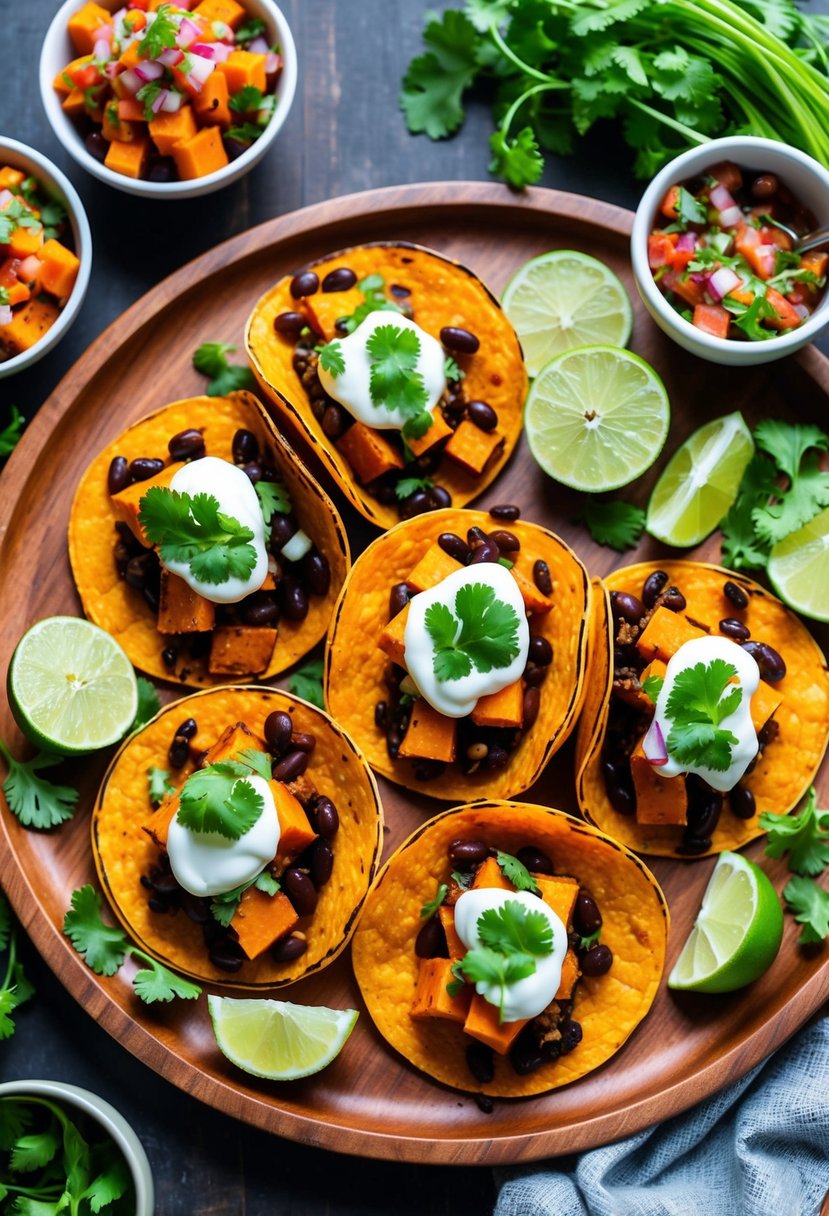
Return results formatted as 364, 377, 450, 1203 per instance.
489, 504, 520, 521
415, 916, 447, 960
168, 428, 205, 461
469, 539, 501, 565
440, 325, 480, 354
208, 940, 245, 972
168, 737, 189, 770
438, 532, 470, 563
523, 664, 547, 688
601, 758, 636, 816
389, 283, 411, 299
301, 551, 331, 597
290, 270, 319, 299
264, 710, 293, 755
661, 586, 686, 612
322, 266, 357, 292
281, 577, 309, 621
466, 1042, 495, 1084
125, 553, 155, 590
529, 636, 553, 667
509, 1031, 545, 1076
724, 580, 749, 610
449, 839, 489, 867
283, 868, 318, 915
321, 403, 347, 439
181, 892, 209, 923
533, 560, 552, 596
273, 750, 309, 782
242, 461, 262, 484
222, 136, 249, 162
161, 645, 178, 670
610, 591, 645, 626
742, 640, 787, 682
574, 892, 602, 937
414, 760, 446, 782
522, 686, 541, 729
374, 700, 388, 729
107, 456, 130, 494
559, 1019, 584, 1054
389, 582, 412, 618
308, 838, 334, 886
516, 846, 554, 875
271, 933, 307, 962
489, 529, 520, 553
177, 718, 197, 740
466, 400, 498, 431
759, 718, 780, 747
719, 617, 750, 641
143, 585, 159, 612
465, 526, 487, 549
386, 729, 402, 760
729, 784, 756, 820
751, 174, 778, 199
242, 595, 279, 627
85, 131, 109, 162
642, 570, 669, 607
430, 485, 452, 510
232, 428, 259, 465
290, 731, 316, 754
273, 311, 307, 339
270, 513, 298, 551
483, 745, 509, 771
311, 796, 339, 838
399, 489, 433, 518
678, 836, 712, 856
686, 776, 723, 838
129, 457, 164, 482
581, 944, 613, 976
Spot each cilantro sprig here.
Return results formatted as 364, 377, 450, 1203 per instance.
319, 341, 345, 378
0, 739, 78, 830
395, 476, 434, 501
425, 581, 521, 682
761, 788, 829, 945
176, 749, 272, 840
288, 658, 325, 708
450, 899, 553, 1021
0, 406, 25, 459
210, 870, 279, 926
420, 881, 449, 919
782, 876, 829, 945
64, 885, 201, 1003
139, 3, 178, 58
365, 324, 433, 440
496, 850, 539, 894
0, 893, 34, 1041
583, 497, 646, 551
338, 274, 403, 335
664, 659, 741, 772
138, 486, 257, 586
192, 342, 256, 396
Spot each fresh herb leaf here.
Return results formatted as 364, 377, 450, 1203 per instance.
288, 658, 325, 708
782, 875, 829, 944
496, 850, 539, 894
136, 80, 163, 120
420, 882, 449, 919
130, 677, 160, 733
444, 356, 462, 381
761, 787, 829, 877
138, 486, 257, 586
0, 406, 25, 459
235, 17, 266, 43
727, 294, 778, 342
338, 275, 402, 334
0, 893, 33, 1042
192, 342, 256, 395
664, 658, 742, 772
226, 121, 265, 143
229, 85, 265, 112
488, 125, 544, 189
176, 757, 268, 840
425, 581, 521, 682
366, 324, 430, 437
210, 869, 280, 926
147, 766, 175, 808
583, 497, 646, 550
676, 185, 707, 225
140, 3, 178, 58
452, 868, 473, 891
642, 673, 664, 702
0, 199, 40, 245
456, 898, 554, 1020
579, 928, 602, 951
401, 9, 480, 139
255, 478, 291, 526
319, 340, 346, 377
0, 741, 78, 830
131, 959, 202, 1003
395, 476, 434, 501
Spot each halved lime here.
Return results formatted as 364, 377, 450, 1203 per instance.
502, 251, 633, 377
646, 412, 754, 547
524, 346, 670, 492
767, 506, 829, 623
668, 851, 783, 994
7, 617, 138, 755
208, 996, 358, 1080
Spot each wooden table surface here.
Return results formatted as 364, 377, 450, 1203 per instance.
2, 2, 829, 1213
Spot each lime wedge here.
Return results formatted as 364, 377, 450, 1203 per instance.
502, 251, 633, 377
668, 852, 783, 994
8, 617, 138, 755
646, 412, 754, 547
524, 345, 670, 492
208, 996, 358, 1080
767, 506, 829, 623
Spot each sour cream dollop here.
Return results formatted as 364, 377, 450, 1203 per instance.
454, 888, 568, 1023
644, 635, 760, 792
317, 311, 446, 430
163, 456, 269, 604
403, 563, 529, 718
166, 775, 280, 898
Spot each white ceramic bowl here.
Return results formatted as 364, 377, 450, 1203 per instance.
631, 136, 829, 366
0, 138, 91, 379
39, 0, 297, 200
0, 1079, 154, 1214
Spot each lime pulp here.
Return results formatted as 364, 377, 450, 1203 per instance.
767, 505, 829, 623
207, 996, 359, 1080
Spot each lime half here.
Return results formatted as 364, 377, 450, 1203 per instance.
524, 345, 670, 492
767, 505, 829, 623
668, 852, 783, 994
208, 996, 358, 1080
502, 251, 633, 376
646, 412, 754, 547
8, 617, 138, 755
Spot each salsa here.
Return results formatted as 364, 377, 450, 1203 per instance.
648, 160, 827, 341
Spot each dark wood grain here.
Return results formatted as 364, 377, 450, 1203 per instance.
0, 184, 826, 1167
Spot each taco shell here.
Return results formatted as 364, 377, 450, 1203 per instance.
325, 509, 591, 801
352, 801, 668, 1098
245, 242, 527, 529
68, 391, 349, 686
576, 561, 829, 857
92, 686, 383, 988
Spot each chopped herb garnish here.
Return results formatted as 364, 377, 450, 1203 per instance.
395, 476, 434, 501
444, 355, 463, 381
496, 850, 539, 894
176, 750, 272, 840
255, 478, 292, 528
319, 340, 346, 378
0, 739, 78, 830
451, 899, 553, 1021
642, 673, 664, 702
138, 486, 257, 586
192, 341, 256, 395
338, 274, 402, 334
425, 581, 521, 682
226, 121, 266, 144
147, 766, 175, 808
210, 870, 279, 926
235, 17, 266, 43
761, 787, 829, 877
0, 892, 34, 1041
420, 881, 449, 919
676, 185, 707, 226
136, 80, 163, 121
140, 3, 179, 58
664, 659, 741, 772
0, 199, 40, 245
288, 658, 325, 708
367, 324, 431, 439
229, 85, 265, 113
782, 875, 829, 944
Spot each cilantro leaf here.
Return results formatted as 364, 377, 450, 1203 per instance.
63, 886, 128, 977
642, 673, 664, 702
0, 742, 78, 830
138, 486, 257, 586
147, 766, 175, 808
400, 9, 481, 139
754, 420, 828, 483
192, 342, 255, 396
288, 658, 325, 708
226, 121, 266, 143
82, 1155, 130, 1212
477, 900, 553, 956
583, 497, 646, 550
229, 85, 265, 113
425, 581, 521, 683
664, 659, 742, 772
255, 478, 291, 526
676, 185, 707, 225
444, 356, 462, 381
761, 788, 829, 877
366, 324, 429, 428
10, 1126, 60, 1172
136, 80, 163, 121
782, 875, 829, 944
458, 944, 536, 1018
751, 453, 829, 544
319, 340, 345, 377
721, 453, 780, 570
488, 126, 544, 190
726, 294, 778, 342
496, 850, 539, 894
131, 956, 202, 1003
140, 3, 178, 58
420, 882, 449, 919
235, 17, 266, 43
130, 677, 160, 733
0, 897, 11, 955
337, 275, 403, 334
395, 476, 434, 501
0, 406, 25, 458
176, 761, 266, 839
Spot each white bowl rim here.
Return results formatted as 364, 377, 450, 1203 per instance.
38, 0, 298, 200
630, 135, 829, 361
0, 1078, 154, 1215
0, 137, 92, 378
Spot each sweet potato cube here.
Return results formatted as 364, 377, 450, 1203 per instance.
470, 680, 523, 729
3, 281, 29, 307
171, 126, 229, 181
336, 422, 404, 484
411, 958, 471, 1024
471, 855, 514, 892
509, 565, 554, 615
750, 680, 781, 734
193, 0, 246, 27
203, 721, 266, 765
193, 71, 231, 126
630, 737, 688, 825
110, 461, 183, 545
68, 1, 112, 53
61, 88, 88, 118
217, 49, 267, 94
0, 298, 59, 354
208, 626, 277, 676
157, 570, 216, 634
270, 780, 317, 864
298, 289, 365, 342
438, 905, 465, 958
231, 887, 299, 961
534, 874, 578, 927
149, 105, 198, 156
463, 992, 526, 1054
636, 606, 705, 664
8, 226, 44, 259
406, 410, 453, 457
143, 790, 180, 851
104, 136, 150, 180
555, 949, 580, 1000
0, 167, 26, 188
378, 603, 408, 667
398, 700, 457, 763
103, 103, 143, 143
443, 420, 504, 477
116, 98, 147, 124
37, 239, 80, 301
405, 542, 462, 593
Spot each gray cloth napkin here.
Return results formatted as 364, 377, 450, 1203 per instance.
495, 1013, 829, 1216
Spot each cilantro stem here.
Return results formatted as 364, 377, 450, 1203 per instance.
626, 98, 709, 145
489, 24, 561, 85
500, 80, 572, 141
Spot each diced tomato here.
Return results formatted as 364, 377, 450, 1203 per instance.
786, 282, 816, 308
648, 232, 678, 270
68, 62, 104, 89
708, 161, 743, 193
671, 246, 697, 271
0, 257, 20, 287
760, 225, 792, 252
117, 97, 146, 122
659, 186, 680, 220
661, 268, 706, 308
734, 224, 777, 279
124, 9, 147, 30
764, 287, 802, 330
693, 303, 731, 339
128, 0, 149, 9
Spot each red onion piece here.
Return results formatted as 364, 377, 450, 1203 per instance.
209, 41, 232, 61
176, 16, 201, 47
18, 255, 42, 281
93, 37, 111, 60
690, 272, 707, 284
104, 60, 122, 79
187, 53, 215, 84
707, 266, 742, 301
134, 59, 164, 82
0, 189, 12, 209
718, 205, 744, 230
265, 51, 281, 74
643, 719, 669, 767
0, 305, 13, 326
710, 184, 736, 211
97, 23, 112, 40
160, 89, 184, 112
211, 19, 234, 41
157, 47, 184, 67
112, 7, 127, 25
150, 87, 168, 114
675, 232, 697, 252
190, 41, 216, 59
118, 67, 142, 93
248, 35, 269, 54
794, 303, 810, 320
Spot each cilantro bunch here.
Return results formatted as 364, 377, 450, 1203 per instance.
0, 407, 25, 461
402, 1, 829, 187
761, 788, 829, 944
0, 894, 33, 1041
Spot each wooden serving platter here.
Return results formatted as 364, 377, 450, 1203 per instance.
0, 183, 827, 1165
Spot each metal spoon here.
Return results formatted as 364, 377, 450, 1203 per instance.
765, 219, 829, 253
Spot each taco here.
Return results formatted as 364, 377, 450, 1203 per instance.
92, 686, 383, 988
245, 242, 527, 530
325, 508, 590, 801
575, 560, 829, 858
69, 391, 349, 686
352, 801, 668, 1098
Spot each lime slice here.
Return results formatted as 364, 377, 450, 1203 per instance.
8, 617, 138, 755
502, 251, 633, 377
668, 851, 783, 994
208, 996, 358, 1080
767, 505, 829, 623
524, 345, 670, 492
646, 412, 754, 547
